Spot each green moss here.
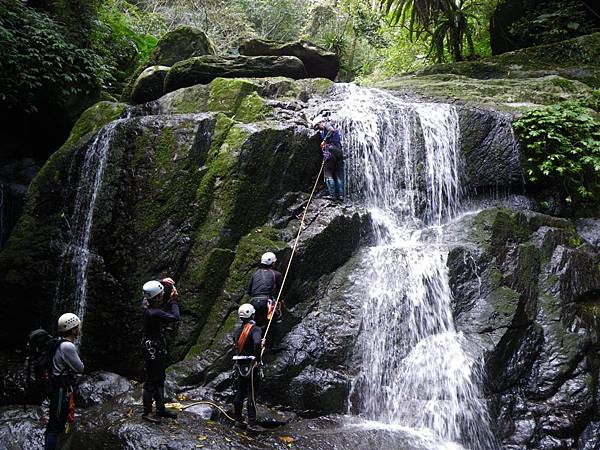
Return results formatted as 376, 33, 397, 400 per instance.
234, 92, 271, 123
65, 101, 127, 148
471, 208, 528, 253
207, 78, 260, 116
375, 74, 593, 110
131, 119, 203, 234
225, 226, 286, 294
298, 78, 334, 96
162, 85, 209, 114
489, 286, 521, 312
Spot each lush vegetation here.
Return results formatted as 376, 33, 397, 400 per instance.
514, 92, 600, 209
0, 0, 163, 114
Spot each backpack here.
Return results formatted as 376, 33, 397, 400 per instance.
25, 329, 64, 389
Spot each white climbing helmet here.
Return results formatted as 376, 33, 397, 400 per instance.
58, 313, 81, 333
143, 280, 164, 299
238, 303, 255, 319
261, 252, 277, 266
311, 116, 326, 129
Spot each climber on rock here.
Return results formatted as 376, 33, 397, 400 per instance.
44, 313, 84, 450
141, 277, 180, 424
232, 303, 264, 431
312, 115, 345, 202
248, 252, 283, 330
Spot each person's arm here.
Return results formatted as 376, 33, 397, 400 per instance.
155, 300, 180, 323
61, 342, 84, 373
322, 123, 335, 144
251, 327, 263, 362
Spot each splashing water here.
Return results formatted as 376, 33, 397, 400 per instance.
56, 120, 123, 340
329, 85, 497, 449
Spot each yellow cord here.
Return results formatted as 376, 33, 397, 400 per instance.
261, 160, 325, 357
181, 400, 237, 422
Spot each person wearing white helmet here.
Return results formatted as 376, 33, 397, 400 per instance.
311, 115, 345, 202
247, 252, 283, 330
141, 277, 180, 424
232, 303, 263, 431
44, 313, 84, 450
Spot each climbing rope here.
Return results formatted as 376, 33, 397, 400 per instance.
261, 160, 325, 358
181, 400, 237, 422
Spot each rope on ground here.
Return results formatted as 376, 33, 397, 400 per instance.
261, 160, 325, 358
181, 400, 237, 422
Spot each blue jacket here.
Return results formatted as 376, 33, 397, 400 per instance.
320, 122, 341, 146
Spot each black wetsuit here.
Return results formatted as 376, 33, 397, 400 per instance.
247, 267, 283, 328
142, 300, 180, 415
232, 321, 262, 425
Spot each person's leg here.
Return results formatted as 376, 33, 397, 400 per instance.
324, 162, 336, 198
233, 368, 248, 425
44, 385, 69, 450
154, 354, 176, 419
247, 369, 259, 426
142, 350, 161, 423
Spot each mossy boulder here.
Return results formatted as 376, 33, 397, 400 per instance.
148, 26, 216, 67
375, 74, 593, 110
131, 65, 170, 104
239, 39, 339, 80
374, 33, 600, 110
164, 55, 308, 94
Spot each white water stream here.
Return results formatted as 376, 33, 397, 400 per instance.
57, 119, 123, 340
329, 85, 497, 449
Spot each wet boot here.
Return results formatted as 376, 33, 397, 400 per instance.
155, 388, 177, 419
142, 386, 160, 423
335, 178, 345, 202
233, 402, 245, 428
325, 178, 336, 200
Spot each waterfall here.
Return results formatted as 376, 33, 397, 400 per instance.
330, 85, 496, 449
56, 120, 123, 339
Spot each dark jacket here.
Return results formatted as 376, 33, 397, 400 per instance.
143, 300, 180, 340
320, 122, 341, 146
247, 267, 283, 299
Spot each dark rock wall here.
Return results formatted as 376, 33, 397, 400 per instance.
448, 208, 600, 448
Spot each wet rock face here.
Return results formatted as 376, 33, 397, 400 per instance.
457, 106, 522, 190
166, 199, 371, 415
77, 371, 135, 408
0, 406, 46, 450
239, 39, 340, 81
448, 208, 600, 448
0, 78, 332, 376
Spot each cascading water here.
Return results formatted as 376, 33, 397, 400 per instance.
56, 119, 123, 340
328, 85, 497, 449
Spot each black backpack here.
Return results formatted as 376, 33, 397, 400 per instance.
25, 329, 64, 389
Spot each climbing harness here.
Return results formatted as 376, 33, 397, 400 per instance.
144, 339, 157, 360
261, 160, 325, 358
